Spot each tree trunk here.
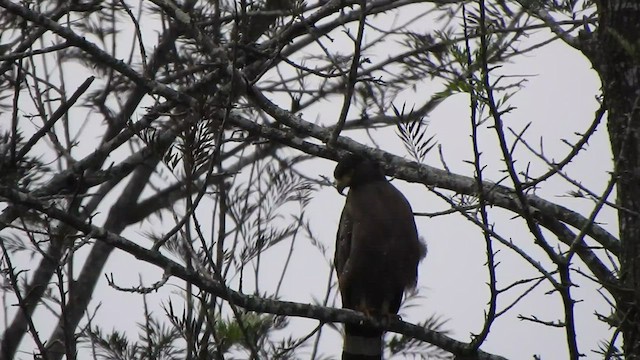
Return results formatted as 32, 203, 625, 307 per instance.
592, 1, 640, 357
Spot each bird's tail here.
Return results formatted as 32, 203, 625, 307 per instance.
342, 323, 383, 360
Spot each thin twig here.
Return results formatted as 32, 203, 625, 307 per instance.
329, 0, 368, 146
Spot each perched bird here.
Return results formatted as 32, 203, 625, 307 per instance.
334, 154, 426, 360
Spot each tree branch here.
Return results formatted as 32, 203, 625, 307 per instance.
0, 184, 506, 360
242, 80, 620, 255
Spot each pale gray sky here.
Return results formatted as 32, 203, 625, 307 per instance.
1, 2, 612, 359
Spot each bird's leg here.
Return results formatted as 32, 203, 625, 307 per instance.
354, 298, 401, 328
381, 313, 401, 327
379, 299, 401, 327
356, 298, 375, 318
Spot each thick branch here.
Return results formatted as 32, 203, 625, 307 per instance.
0, 185, 506, 360
243, 82, 620, 255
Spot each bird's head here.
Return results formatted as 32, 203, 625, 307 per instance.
333, 154, 385, 194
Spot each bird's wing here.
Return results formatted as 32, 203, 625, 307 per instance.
335, 206, 352, 282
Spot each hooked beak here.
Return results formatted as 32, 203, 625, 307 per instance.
335, 176, 350, 195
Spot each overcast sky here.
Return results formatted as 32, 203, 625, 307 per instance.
1, 2, 612, 359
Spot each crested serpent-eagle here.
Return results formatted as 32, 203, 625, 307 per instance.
334, 154, 426, 360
